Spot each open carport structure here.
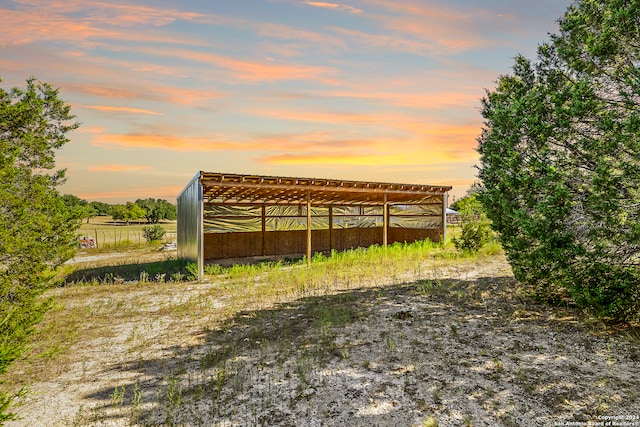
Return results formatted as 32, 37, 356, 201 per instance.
177, 172, 452, 279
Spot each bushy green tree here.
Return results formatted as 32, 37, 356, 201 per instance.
450, 182, 483, 212
0, 77, 80, 420
477, 0, 640, 321
135, 198, 177, 223
111, 202, 145, 224
62, 194, 92, 223
89, 201, 112, 217
452, 194, 493, 253
142, 225, 166, 242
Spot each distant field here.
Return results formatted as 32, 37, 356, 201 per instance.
78, 216, 177, 247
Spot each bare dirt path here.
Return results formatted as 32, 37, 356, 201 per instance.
7, 255, 640, 426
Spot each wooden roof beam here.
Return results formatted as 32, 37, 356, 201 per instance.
200, 180, 448, 197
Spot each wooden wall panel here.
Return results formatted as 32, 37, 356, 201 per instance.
203, 227, 442, 261
312, 229, 331, 253
388, 228, 440, 244
332, 228, 383, 251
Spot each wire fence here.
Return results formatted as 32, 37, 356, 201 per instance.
79, 230, 177, 248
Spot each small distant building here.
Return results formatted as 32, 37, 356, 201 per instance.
177, 172, 452, 279
446, 208, 460, 224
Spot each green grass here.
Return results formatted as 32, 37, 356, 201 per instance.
78, 216, 177, 247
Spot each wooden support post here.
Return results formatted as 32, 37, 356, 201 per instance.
197, 181, 204, 281
261, 204, 266, 256
383, 193, 389, 248
306, 191, 312, 266
441, 192, 448, 244
328, 205, 333, 252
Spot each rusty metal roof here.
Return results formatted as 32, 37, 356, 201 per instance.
198, 172, 452, 205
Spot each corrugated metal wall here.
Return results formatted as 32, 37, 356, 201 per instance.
177, 172, 203, 274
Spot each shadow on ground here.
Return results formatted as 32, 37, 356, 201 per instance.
72, 270, 640, 426
64, 258, 189, 283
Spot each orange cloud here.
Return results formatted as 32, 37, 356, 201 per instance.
92, 133, 252, 151
244, 106, 481, 148
87, 164, 153, 172
89, 119, 480, 170
85, 105, 164, 115
257, 148, 476, 166
257, 152, 408, 166
91, 131, 373, 153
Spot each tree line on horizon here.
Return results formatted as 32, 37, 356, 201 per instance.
62, 195, 177, 224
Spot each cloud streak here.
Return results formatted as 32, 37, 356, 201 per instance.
257, 147, 477, 166
85, 105, 164, 115
87, 164, 153, 172
303, 1, 362, 14
92, 133, 243, 151
66, 82, 224, 106
144, 47, 338, 83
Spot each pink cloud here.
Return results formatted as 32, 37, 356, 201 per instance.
255, 22, 347, 51
0, 8, 119, 47
304, 1, 362, 14
13, 0, 221, 26
327, 1, 499, 54
1, 2, 216, 48
248, 108, 379, 125
148, 48, 338, 83
65, 82, 224, 107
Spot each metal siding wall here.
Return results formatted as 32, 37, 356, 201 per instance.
177, 174, 203, 265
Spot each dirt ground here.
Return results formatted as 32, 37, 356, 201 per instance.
7, 254, 640, 427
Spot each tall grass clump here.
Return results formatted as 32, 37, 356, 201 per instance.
196, 237, 495, 312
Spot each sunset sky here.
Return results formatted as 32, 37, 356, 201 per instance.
1, 0, 572, 203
